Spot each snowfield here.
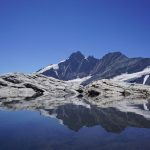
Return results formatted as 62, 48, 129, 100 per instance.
113, 66, 150, 84
38, 64, 59, 73
37, 59, 67, 74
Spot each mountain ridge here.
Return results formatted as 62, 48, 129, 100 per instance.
37, 51, 150, 85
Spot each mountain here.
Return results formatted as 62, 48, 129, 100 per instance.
37, 51, 150, 85
84, 53, 150, 85
37, 51, 99, 80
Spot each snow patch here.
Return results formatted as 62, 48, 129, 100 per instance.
59, 59, 66, 63
67, 76, 92, 84
72, 100, 91, 109
38, 59, 67, 74
41, 110, 64, 125
143, 75, 150, 85
84, 56, 88, 60
113, 100, 150, 119
143, 103, 149, 111
54, 70, 59, 77
38, 64, 59, 73
113, 66, 150, 82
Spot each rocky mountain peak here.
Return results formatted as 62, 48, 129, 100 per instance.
101, 52, 128, 61
86, 56, 97, 60
69, 51, 85, 61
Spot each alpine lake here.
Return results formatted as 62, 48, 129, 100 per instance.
0, 102, 150, 150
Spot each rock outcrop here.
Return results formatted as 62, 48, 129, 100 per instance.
1, 73, 150, 102
0, 73, 77, 101
80, 79, 150, 107
84, 79, 150, 98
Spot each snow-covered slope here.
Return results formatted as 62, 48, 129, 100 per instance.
113, 67, 150, 85
38, 64, 59, 74
37, 60, 66, 74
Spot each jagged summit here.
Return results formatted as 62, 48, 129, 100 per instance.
102, 52, 128, 60
69, 51, 85, 60
91, 52, 128, 75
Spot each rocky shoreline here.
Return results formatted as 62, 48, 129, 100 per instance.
0, 73, 150, 119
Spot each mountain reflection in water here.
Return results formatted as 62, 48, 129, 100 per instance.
42, 104, 150, 133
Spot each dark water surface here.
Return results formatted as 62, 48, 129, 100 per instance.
0, 105, 150, 150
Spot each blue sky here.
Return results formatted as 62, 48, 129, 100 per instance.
0, 0, 150, 74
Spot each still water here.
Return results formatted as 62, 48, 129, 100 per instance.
0, 104, 150, 150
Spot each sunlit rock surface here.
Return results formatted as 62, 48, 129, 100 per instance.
83, 79, 150, 105
0, 73, 78, 101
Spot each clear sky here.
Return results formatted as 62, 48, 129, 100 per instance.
0, 0, 150, 74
